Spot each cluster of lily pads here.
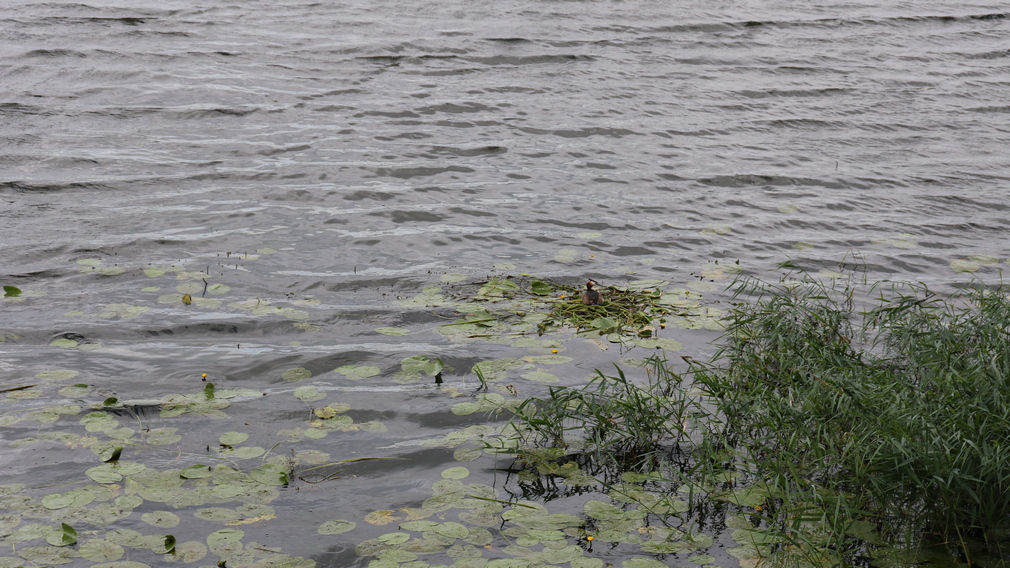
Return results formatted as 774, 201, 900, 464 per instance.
2, 256, 787, 568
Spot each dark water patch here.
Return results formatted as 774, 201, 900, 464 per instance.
0, 102, 53, 115
607, 246, 658, 257
467, 54, 594, 66
484, 37, 533, 43
429, 145, 508, 157
343, 190, 399, 202
356, 109, 420, 118
517, 126, 640, 138
368, 204, 447, 220
22, 48, 88, 58
172, 107, 260, 119
416, 101, 505, 116
0, 180, 110, 193
265, 189, 325, 202
375, 131, 433, 140
447, 207, 496, 218
257, 144, 312, 157
367, 165, 476, 178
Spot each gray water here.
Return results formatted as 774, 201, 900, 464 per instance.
2, 1, 1009, 566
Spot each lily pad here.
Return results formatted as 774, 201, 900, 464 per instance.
206, 528, 244, 554
17, 545, 78, 564
219, 431, 249, 445
249, 463, 290, 485
141, 511, 180, 528
35, 369, 79, 381
318, 519, 357, 535
282, 367, 312, 382
520, 370, 560, 383
180, 464, 214, 479
441, 467, 470, 480
334, 364, 382, 380
79, 539, 125, 562
293, 387, 326, 402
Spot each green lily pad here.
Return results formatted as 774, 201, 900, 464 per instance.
35, 369, 79, 381
441, 467, 470, 480
174, 541, 208, 562
376, 327, 411, 336
85, 462, 146, 483
623, 558, 669, 568
141, 511, 180, 528
293, 387, 326, 402
17, 545, 78, 564
195, 507, 240, 521
520, 370, 559, 383
79, 539, 125, 562
318, 519, 357, 535
219, 431, 249, 445
180, 464, 214, 479
334, 364, 382, 380
553, 249, 578, 263
434, 522, 469, 540
249, 463, 290, 485
207, 528, 244, 554
282, 367, 312, 382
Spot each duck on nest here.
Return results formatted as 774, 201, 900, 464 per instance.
581, 279, 603, 305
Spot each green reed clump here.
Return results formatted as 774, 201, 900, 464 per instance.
501, 265, 1010, 566
504, 356, 704, 470
696, 270, 1010, 565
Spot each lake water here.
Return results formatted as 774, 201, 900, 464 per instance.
2, 1, 1008, 566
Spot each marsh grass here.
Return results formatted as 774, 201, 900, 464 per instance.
502, 265, 1010, 567
504, 356, 702, 470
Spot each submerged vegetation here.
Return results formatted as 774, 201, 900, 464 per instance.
499, 266, 1010, 567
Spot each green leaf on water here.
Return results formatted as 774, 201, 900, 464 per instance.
163, 534, 177, 555
293, 387, 325, 402
433, 521, 469, 540
424, 358, 444, 377
219, 432, 249, 445
35, 369, 79, 381
589, 317, 619, 331
50, 523, 77, 547
623, 557, 670, 568
530, 281, 552, 295
375, 327, 411, 336
3, 285, 22, 298
520, 370, 560, 383
16, 544, 79, 563
103, 446, 123, 463
441, 467, 470, 480
318, 519, 357, 535
195, 507, 240, 521
282, 367, 312, 382
207, 528, 244, 555
142, 511, 181, 528
334, 364, 381, 380
180, 464, 214, 479
249, 463, 290, 485
79, 539, 125, 562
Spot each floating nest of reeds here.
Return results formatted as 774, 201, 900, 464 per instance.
536, 283, 679, 338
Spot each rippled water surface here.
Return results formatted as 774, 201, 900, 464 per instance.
2, 0, 1009, 566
